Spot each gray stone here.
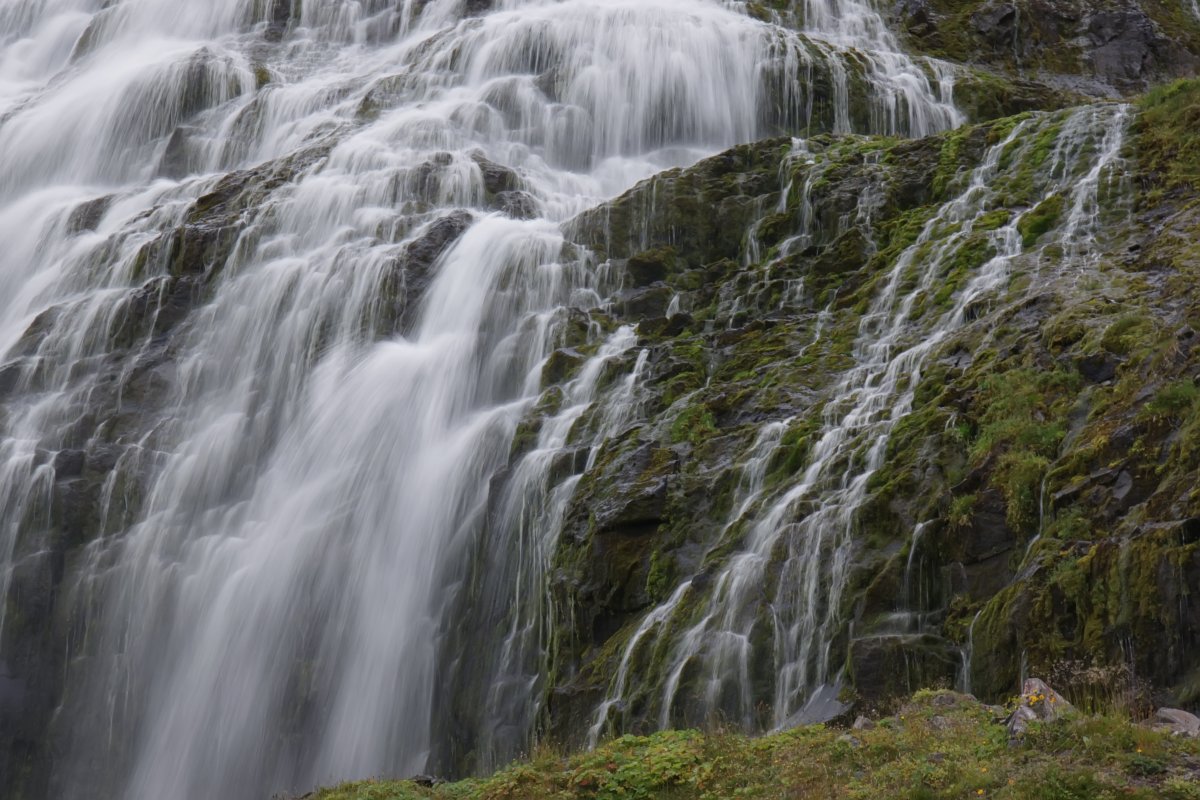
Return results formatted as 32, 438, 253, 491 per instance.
1006, 678, 1072, 738
1153, 708, 1200, 738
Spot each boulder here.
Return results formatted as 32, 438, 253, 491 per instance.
1006, 678, 1072, 737
1152, 708, 1200, 738
852, 715, 876, 731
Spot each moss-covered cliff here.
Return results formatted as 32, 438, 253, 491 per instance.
429, 81, 1200, 762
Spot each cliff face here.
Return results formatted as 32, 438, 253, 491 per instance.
473, 86, 1200, 753
896, 0, 1200, 94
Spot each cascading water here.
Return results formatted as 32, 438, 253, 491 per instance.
0, 1, 968, 798
590, 102, 1131, 736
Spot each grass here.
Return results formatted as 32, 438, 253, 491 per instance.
1138, 78, 1200, 191
307, 691, 1200, 800
965, 368, 1081, 532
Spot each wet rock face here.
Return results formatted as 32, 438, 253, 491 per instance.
1085, 10, 1194, 88
265, 0, 293, 41
531, 90, 1200, 740
898, 0, 1200, 94
389, 210, 476, 331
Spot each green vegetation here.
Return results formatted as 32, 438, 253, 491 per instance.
1017, 195, 1065, 247
310, 691, 1200, 800
965, 368, 1081, 532
1140, 380, 1199, 423
1138, 78, 1200, 191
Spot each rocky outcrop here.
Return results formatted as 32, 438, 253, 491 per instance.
450, 87, 1200, 752
896, 0, 1200, 94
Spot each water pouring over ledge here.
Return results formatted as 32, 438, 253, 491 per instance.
0, 1, 964, 798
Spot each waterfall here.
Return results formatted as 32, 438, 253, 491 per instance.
0, 1, 970, 798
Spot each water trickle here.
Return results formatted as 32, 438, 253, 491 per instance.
791, 0, 961, 136
959, 609, 983, 695
900, 521, 929, 628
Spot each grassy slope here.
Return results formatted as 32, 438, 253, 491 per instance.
311, 691, 1200, 800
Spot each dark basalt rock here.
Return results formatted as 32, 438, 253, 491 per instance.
1085, 11, 1191, 89
614, 285, 673, 320
541, 348, 585, 385
264, 0, 293, 42
625, 248, 676, 286
902, 0, 1200, 95
495, 190, 538, 219
850, 636, 960, 703
157, 125, 198, 179
65, 195, 112, 234
472, 153, 519, 197
588, 443, 675, 537
389, 210, 475, 331
971, 2, 1018, 46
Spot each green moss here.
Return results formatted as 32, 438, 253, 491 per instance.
1138, 78, 1200, 191
932, 126, 971, 200
769, 415, 823, 483
669, 404, 717, 446
1099, 313, 1156, 357
947, 493, 977, 530
993, 115, 1066, 207
1017, 194, 1065, 247
954, 70, 1082, 125
627, 247, 677, 285
975, 209, 1012, 232
932, 232, 996, 308
965, 368, 1082, 532
645, 550, 673, 601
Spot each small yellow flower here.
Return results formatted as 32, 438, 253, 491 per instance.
981, 767, 988, 773
977, 790, 985, 796
1136, 748, 1143, 754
